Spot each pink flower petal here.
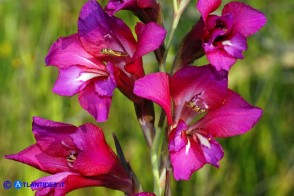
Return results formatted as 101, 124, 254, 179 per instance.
45, 34, 105, 70
168, 120, 189, 152
133, 22, 166, 59
5, 144, 69, 174
105, 0, 137, 16
205, 33, 247, 71
222, 33, 247, 59
71, 123, 129, 178
196, 0, 221, 21
206, 49, 237, 71
53, 66, 104, 96
78, 83, 112, 122
105, 0, 159, 23
194, 90, 262, 137
94, 63, 117, 97
196, 135, 224, 167
133, 72, 173, 124
169, 121, 206, 180
124, 58, 144, 78
32, 172, 132, 196
222, 2, 267, 37
33, 172, 86, 196
32, 117, 78, 157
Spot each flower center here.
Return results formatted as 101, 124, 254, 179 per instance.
215, 20, 227, 32
204, 14, 234, 50
185, 93, 208, 113
185, 101, 206, 113
67, 151, 78, 168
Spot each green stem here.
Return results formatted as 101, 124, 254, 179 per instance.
159, 0, 191, 73
173, 0, 178, 12
151, 126, 163, 195
159, 12, 179, 73
151, 149, 160, 195
154, 1, 191, 195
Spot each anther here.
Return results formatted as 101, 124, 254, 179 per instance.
100, 48, 128, 57
66, 151, 77, 163
185, 101, 206, 113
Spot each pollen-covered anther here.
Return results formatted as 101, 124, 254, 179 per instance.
100, 48, 128, 57
185, 101, 206, 113
67, 151, 77, 168
169, 122, 178, 132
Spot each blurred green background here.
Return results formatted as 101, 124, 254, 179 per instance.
0, 0, 293, 195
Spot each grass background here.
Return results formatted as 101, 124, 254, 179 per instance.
0, 0, 293, 195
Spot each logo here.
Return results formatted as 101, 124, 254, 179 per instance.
14, 180, 22, 189
3, 181, 12, 189
3, 179, 64, 190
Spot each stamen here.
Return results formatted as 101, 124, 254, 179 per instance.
61, 140, 70, 148
185, 101, 207, 113
100, 48, 128, 57
66, 151, 77, 163
185, 92, 209, 113
68, 162, 74, 168
67, 154, 76, 162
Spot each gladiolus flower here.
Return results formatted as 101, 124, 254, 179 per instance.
5, 117, 133, 195
134, 65, 262, 180
178, 0, 266, 71
196, 0, 267, 70
46, 0, 166, 122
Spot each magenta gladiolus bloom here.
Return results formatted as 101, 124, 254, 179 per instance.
5, 117, 132, 195
46, 0, 166, 122
134, 65, 262, 180
105, 0, 160, 23
45, 34, 116, 122
196, 0, 266, 70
